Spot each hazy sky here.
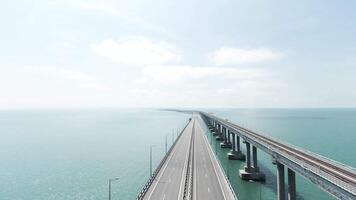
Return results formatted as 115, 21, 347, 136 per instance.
1, 0, 356, 108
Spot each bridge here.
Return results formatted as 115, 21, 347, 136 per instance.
137, 111, 356, 200
137, 115, 237, 200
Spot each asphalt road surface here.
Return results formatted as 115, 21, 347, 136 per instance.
143, 119, 194, 200
143, 116, 236, 200
193, 118, 236, 200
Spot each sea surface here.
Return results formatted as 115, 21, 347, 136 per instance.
0, 108, 355, 200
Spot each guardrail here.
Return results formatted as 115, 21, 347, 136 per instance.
136, 119, 191, 200
183, 120, 195, 200
199, 115, 238, 200
200, 111, 356, 199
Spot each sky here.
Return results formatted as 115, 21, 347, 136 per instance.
0, 0, 356, 109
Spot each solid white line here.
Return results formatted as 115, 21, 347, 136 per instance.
178, 119, 194, 199
197, 122, 227, 200
193, 119, 197, 200
145, 122, 192, 200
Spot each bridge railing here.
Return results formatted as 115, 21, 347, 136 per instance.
136, 119, 191, 200
198, 115, 238, 200
273, 145, 356, 194
201, 112, 356, 196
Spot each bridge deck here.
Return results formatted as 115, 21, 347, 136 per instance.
142, 117, 236, 200
143, 119, 193, 199
194, 117, 236, 200
201, 112, 356, 199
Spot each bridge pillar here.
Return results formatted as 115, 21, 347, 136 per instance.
209, 121, 217, 135
236, 135, 241, 151
252, 146, 259, 171
228, 132, 245, 160
216, 125, 224, 141
239, 142, 265, 181
277, 162, 286, 200
228, 131, 231, 143
213, 122, 218, 136
221, 129, 232, 148
288, 168, 296, 200
246, 142, 251, 170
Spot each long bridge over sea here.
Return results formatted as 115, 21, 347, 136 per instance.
137, 111, 356, 200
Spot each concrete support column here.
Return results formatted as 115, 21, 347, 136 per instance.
239, 142, 265, 181
216, 124, 224, 141
277, 162, 285, 200
213, 122, 218, 136
220, 127, 231, 147
232, 133, 236, 151
252, 146, 258, 170
288, 168, 296, 200
223, 128, 227, 141
236, 135, 240, 151
246, 142, 251, 171
227, 130, 231, 143
228, 133, 245, 160
239, 141, 264, 181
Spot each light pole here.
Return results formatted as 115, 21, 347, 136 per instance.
150, 145, 156, 176
215, 139, 218, 155
165, 134, 168, 154
109, 177, 119, 200
171, 131, 174, 144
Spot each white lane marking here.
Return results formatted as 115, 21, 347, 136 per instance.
169, 178, 171, 183
197, 121, 228, 200
193, 119, 197, 200
208, 187, 210, 193
145, 122, 192, 200
163, 194, 166, 200
205, 173, 208, 178
178, 118, 195, 200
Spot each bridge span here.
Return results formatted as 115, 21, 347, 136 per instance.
137, 116, 237, 200
200, 111, 356, 200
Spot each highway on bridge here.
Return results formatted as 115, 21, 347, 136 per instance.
142, 117, 236, 200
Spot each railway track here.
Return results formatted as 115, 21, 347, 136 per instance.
227, 121, 356, 185
204, 113, 356, 194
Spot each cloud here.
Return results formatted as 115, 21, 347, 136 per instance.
138, 65, 268, 85
15, 66, 113, 91
91, 37, 181, 65
130, 65, 282, 107
60, 69, 95, 83
210, 47, 284, 65
48, 0, 123, 16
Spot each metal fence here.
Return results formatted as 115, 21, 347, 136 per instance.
136, 120, 191, 200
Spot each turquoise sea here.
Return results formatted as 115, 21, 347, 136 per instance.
0, 108, 355, 199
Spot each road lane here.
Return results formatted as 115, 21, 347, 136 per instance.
143, 119, 194, 200
194, 117, 237, 200
142, 116, 236, 200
